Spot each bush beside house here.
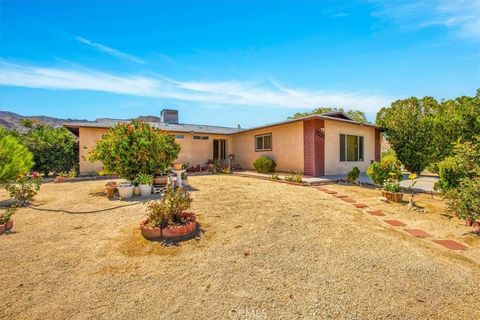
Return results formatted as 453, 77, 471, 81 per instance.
253, 157, 276, 173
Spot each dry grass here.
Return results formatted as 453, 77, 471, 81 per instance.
0, 175, 479, 319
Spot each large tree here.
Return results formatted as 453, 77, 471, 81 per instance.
289, 107, 368, 123
376, 97, 437, 174
88, 121, 181, 181
21, 123, 79, 176
0, 128, 33, 182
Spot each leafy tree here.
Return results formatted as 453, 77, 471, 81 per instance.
0, 128, 33, 182
88, 121, 181, 181
289, 107, 368, 123
429, 93, 480, 168
21, 124, 79, 176
376, 97, 437, 174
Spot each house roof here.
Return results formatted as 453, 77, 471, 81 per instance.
64, 113, 381, 136
64, 120, 239, 135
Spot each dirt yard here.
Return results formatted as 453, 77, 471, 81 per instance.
1, 175, 479, 319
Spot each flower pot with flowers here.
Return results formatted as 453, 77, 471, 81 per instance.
0, 207, 17, 235
382, 174, 404, 203
141, 187, 197, 239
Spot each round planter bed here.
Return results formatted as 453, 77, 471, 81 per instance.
140, 213, 197, 240
5, 219, 13, 231
382, 190, 404, 203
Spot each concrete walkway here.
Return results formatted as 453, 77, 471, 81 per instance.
233, 171, 438, 193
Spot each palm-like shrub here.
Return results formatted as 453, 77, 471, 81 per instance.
89, 121, 180, 181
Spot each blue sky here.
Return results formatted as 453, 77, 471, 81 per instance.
0, 0, 479, 127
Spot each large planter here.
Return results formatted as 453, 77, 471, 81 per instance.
153, 175, 168, 185
382, 190, 404, 203
173, 163, 183, 170
117, 183, 134, 199
5, 219, 13, 231
140, 213, 197, 240
133, 186, 141, 196
139, 184, 152, 196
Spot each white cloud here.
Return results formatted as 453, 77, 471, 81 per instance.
0, 61, 391, 112
371, 0, 480, 41
76, 36, 145, 64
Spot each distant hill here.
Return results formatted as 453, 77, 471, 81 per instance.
0, 111, 162, 132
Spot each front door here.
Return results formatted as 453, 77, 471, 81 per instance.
213, 139, 227, 162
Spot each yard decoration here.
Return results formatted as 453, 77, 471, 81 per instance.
88, 121, 180, 182
141, 187, 197, 240
136, 173, 153, 196
105, 182, 117, 198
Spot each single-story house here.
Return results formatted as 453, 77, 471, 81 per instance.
64, 109, 381, 177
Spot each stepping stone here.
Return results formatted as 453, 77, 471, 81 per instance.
405, 229, 432, 237
354, 203, 368, 208
384, 219, 406, 227
324, 190, 338, 194
340, 197, 356, 203
333, 194, 348, 198
367, 210, 385, 216
432, 240, 468, 250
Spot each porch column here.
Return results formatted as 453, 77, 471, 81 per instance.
303, 119, 325, 176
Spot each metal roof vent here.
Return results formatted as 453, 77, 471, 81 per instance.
160, 109, 179, 124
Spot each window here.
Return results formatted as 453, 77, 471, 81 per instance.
255, 133, 272, 151
201, 136, 209, 140
340, 134, 364, 162
176, 134, 185, 139
193, 135, 208, 140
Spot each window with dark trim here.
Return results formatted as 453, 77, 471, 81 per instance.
193, 135, 209, 140
176, 134, 185, 139
255, 133, 272, 151
340, 134, 364, 162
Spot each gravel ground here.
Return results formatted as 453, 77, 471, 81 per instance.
0, 175, 479, 320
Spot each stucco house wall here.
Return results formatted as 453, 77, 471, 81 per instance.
231, 121, 304, 172
78, 127, 109, 174
323, 119, 379, 175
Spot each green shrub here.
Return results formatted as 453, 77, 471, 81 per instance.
285, 174, 303, 183
435, 139, 480, 192
346, 167, 360, 183
367, 156, 403, 186
146, 187, 192, 228
3, 172, 42, 206
89, 121, 180, 181
0, 129, 33, 182
253, 157, 276, 173
445, 177, 480, 223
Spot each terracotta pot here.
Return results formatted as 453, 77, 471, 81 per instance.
0, 224, 5, 236
473, 222, 480, 233
173, 163, 183, 170
5, 219, 13, 231
465, 219, 473, 227
54, 176, 65, 183
153, 175, 168, 185
140, 218, 162, 239
382, 190, 403, 203
139, 184, 152, 196
161, 213, 197, 239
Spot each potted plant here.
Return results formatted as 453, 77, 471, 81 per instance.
137, 173, 153, 196
173, 163, 183, 170
0, 207, 17, 235
117, 182, 134, 199
382, 177, 403, 202
153, 171, 168, 185
141, 187, 197, 239
132, 180, 141, 196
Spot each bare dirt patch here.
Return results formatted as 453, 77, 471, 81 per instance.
0, 176, 479, 319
